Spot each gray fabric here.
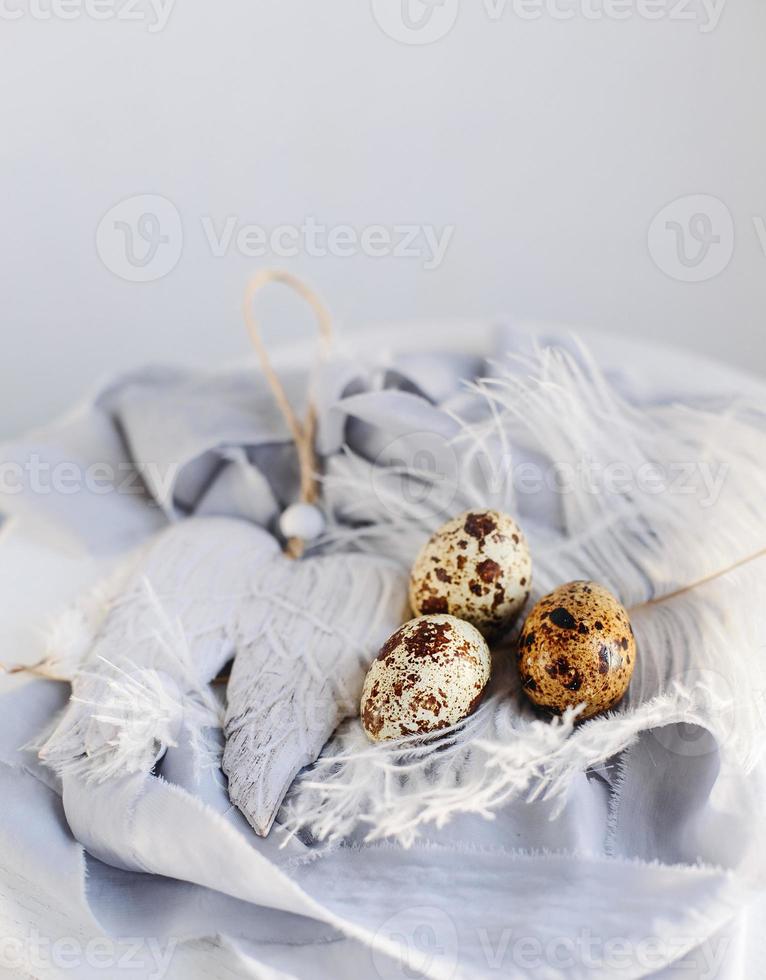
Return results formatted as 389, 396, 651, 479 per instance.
1, 323, 764, 979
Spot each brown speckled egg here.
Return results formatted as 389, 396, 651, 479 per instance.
517, 581, 636, 720
361, 614, 491, 742
409, 510, 532, 638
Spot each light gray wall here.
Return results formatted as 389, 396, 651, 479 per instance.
1, 1, 764, 438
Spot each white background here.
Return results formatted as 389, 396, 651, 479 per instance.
1, 0, 764, 438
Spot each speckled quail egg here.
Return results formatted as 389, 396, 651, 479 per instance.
409, 510, 532, 638
517, 581, 636, 720
360, 614, 491, 742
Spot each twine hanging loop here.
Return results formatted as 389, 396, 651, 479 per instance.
243, 269, 334, 558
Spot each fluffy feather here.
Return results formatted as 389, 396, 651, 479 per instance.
282, 343, 766, 844
38, 580, 223, 782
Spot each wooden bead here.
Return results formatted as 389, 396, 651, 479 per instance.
279, 503, 326, 541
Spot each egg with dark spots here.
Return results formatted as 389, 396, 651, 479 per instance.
360, 614, 491, 742
409, 510, 532, 638
517, 581, 636, 720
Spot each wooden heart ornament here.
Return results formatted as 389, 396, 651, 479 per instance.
37, 271, 408, 839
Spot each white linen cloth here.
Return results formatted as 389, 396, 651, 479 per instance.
1, 322, 764, 979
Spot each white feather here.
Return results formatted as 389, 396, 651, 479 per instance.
282, 343, 766, 845
38, 580, 223, 782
